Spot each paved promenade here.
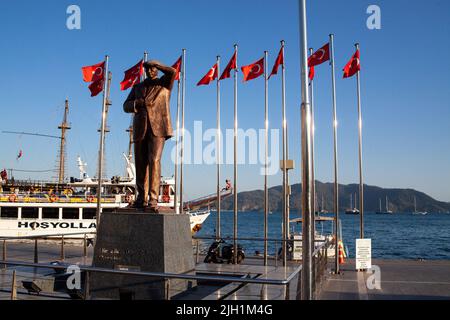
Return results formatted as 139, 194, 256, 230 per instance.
319, 259, 450, 300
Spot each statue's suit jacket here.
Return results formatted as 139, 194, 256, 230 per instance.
123, 74, 175, 141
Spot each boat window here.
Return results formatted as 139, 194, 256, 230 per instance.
102, 208, 115, 213
21, 207, 39, 219
42, 208, 59, 219
83, 209, 96, 220
63, 208, 79, 219
0, 207, 18, 218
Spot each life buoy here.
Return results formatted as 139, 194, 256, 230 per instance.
125, 193, 133, 203
86, 195, 95, 203
162, 194, 170, 203
8, 194, 17, 202
192, 224, 202, 233
50, 194, 59, 202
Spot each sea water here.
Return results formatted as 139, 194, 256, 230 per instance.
197, 211, 450, 260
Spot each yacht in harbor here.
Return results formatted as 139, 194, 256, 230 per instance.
345, 193, 360, 215
412, 196, 427, 215
376, 196, 393, 214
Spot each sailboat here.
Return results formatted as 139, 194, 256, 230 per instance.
319, 194, 328, 214
376, 196, 393, 214
345, 193, 360, 215
413, 196, 427, 215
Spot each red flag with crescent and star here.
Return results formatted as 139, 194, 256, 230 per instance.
172, 56, 182, 81
88, 79, 104, 97
81, 61, 105, 82
241, 57, 265, 82
120, 60, 144, 91
268, 47, 284, 79
308, 43, 330, 67
343, 49, 360, 78
197, 63, 218, 86
309, 66, 315, 81
219, 51, 237, 80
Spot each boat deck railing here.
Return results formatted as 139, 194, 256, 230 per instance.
0, 193, 121, 204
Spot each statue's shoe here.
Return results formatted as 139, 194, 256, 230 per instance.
147, 206, 160, 214
127, 202, 147, 211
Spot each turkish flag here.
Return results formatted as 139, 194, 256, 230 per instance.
82, 61, 105, 82
309, 66, 315, 81
88, 79, 104, 97
241, 57, 264, 82
219, 51, 237, 80
268, 47, 284, 79
197, 63, 218, 86
308, 43, 330, 67
120, 60, 143, 91
172, 56, 182, 81
343, 50, 360, 78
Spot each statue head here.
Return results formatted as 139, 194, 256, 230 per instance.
144, 61, 160, 80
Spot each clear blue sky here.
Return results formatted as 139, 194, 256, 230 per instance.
0, 0, 449, 201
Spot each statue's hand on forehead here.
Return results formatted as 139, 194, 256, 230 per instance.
146, 60, 162, 68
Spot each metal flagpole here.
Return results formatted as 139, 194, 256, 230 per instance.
180, 49, 186, 215
233, 44, 238, 264
264, 50, 269, 266
216, 56, 222, 239
355, 43, 364, 239
174, 59, 181, 214
299, 0, 314, 300
309, 48, 316, 255
144, 51, 148, 73
329, 34, 340, 274
281, 40, 288, 267
96, 55, 109, 227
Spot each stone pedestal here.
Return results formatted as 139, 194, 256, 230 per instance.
89, 211, 195, 300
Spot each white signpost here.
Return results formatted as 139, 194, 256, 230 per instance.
356, 238, 372, 270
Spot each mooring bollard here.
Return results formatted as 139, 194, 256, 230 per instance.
34, 238, 38, 263
11, 270, 17, 300
60, 235, 65, 260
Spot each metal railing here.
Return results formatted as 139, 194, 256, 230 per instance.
1, 259, 301, 300
193, 234, 328, 266
1, 233, 331, 300
1, 232, 96, 263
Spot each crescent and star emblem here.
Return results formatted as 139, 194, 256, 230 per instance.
316, 48, 325, 60
209, 67, 216, 78
94, 67, 103, 76
252, 64, 262, 74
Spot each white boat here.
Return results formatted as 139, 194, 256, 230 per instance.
376, 196, 393, 214
345, 193, 360, 215
289, 215, 342, 259
0, 156, 231, 238
412, 196, 427, 215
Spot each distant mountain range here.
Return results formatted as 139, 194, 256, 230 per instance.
220, 181, 450, 213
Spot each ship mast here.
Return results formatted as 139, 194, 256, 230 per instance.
57, 99, 71, 184
126, 124, 133, 159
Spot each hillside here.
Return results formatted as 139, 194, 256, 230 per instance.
220, 181, 450, 213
